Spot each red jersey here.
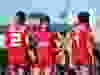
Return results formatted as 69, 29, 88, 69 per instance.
6, 32, 28, 64
8, 47, 26, 64
72, 23, 90, 64
6, 24, 28, 64
32, 48, 57, 69
5, 32, 27, 48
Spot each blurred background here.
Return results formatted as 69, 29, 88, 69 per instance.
0, 0, 96, 47
0, 0, 97, 74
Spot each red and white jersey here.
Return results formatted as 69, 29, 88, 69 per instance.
5, 24, 28, 48
5, 32, 28, 48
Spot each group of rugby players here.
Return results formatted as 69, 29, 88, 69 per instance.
5, 10, 96, 75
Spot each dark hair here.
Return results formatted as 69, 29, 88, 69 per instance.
16, 11, 26, 24
77, 11, 90, 23
29, 13, 44, 18
29, 12, 50, 24
41, 16, 50, 24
